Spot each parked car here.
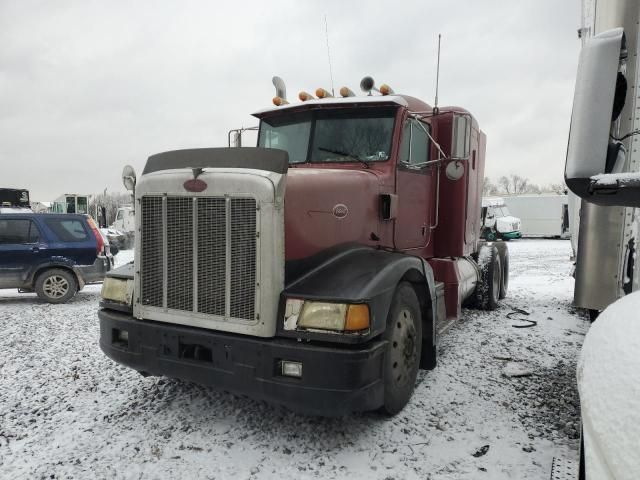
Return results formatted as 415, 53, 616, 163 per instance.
0, 212, 113, 303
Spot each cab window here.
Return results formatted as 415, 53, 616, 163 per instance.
399, 119, 431, 167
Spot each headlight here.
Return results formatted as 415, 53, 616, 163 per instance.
283, 299, 370, 333
101, 276, 134, 307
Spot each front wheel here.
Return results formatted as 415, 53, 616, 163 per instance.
35, 268, 78, 304
381, 282, 423, 415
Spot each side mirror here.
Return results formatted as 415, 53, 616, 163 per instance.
122, 165, 137, 191
451, 114, 471, 160
565, 28, 640, 207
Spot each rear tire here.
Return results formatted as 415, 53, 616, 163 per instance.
494, 242, 509, 300
475, 245, 501, 310
381, 282, 423, 415
35, 269, 78, 304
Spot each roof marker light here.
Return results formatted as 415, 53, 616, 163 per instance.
315, 88, 333, 98
379, 84, 394, 95
273, 96, 289, 106
339, 86, 355, 97
298, 91, 316, 101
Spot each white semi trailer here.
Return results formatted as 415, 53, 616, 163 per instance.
502, 194, 569, 238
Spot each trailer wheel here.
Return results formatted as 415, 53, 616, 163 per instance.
475, 245, 501, 310
493, 242, 509, 299
381, 282, 423, 415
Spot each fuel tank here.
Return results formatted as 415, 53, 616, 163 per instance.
284, 168, 383, 260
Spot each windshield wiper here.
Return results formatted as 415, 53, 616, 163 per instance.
317, 147, 370, 168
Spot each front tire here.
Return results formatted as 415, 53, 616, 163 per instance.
35, 268, 78, 304
381, 282, 422, 415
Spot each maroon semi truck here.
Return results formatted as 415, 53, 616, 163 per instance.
98, 78, 508, 415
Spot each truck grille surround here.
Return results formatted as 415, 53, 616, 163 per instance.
140, 195, 257, 322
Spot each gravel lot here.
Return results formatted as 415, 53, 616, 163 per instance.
0, 240, 587, 479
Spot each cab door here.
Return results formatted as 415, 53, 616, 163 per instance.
394, 119, 436, 251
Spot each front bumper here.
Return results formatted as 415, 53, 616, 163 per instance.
99, 309, 386, 416
500, 231, 522, 240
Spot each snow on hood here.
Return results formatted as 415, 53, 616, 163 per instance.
578, 290, 640, 480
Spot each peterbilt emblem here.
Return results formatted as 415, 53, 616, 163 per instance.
184, 168, 207, 192
332, 204, 348, 218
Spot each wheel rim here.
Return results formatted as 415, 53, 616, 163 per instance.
43, 275, 69, 299
389, 308, 418, 388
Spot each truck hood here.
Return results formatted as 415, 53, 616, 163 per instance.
284, 168, 382, 260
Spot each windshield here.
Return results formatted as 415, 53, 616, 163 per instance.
258, 107, 396, 164
493, 206, 510, 217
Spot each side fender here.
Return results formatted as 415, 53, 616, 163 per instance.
281, 245, 437, 365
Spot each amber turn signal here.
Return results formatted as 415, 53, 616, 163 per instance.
340, 86, 355, 97
298, 91, 315, 101
379, 84, 394, 95
315, 87, 333, 98
345, 304, 370, 331
272, 96, 288, 106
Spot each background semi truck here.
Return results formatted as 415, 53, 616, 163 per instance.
98, 78, 509, 415
481, 197, 522, 240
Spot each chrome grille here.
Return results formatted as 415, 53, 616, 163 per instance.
141, 196, 163, 307
197, 197, 226, 315
139, 195, 258, 321
230, 198, 257, 321
166, 197, 193, 311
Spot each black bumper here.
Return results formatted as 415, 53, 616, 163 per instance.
77, 255, 112, 284
99, 309, 386, 416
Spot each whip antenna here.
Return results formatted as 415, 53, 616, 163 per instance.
324, 15, 335, 96
434, 34, 441, 113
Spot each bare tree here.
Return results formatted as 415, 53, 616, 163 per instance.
89, 191, 132, 226
497, 174, 541, 195
542, 182, 567, 194
483, 177, 499, 196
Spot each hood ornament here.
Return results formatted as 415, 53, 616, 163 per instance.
184, 167, 207, 192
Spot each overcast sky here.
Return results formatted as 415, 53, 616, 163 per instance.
0, 1, 580, 201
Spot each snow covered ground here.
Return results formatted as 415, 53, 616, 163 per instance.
0, 240, 587, 479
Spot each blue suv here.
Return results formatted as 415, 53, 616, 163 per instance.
0, 211, 113, 303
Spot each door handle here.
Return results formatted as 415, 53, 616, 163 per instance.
31, 247, 40, 252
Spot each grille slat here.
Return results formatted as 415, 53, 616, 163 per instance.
141, 197, 163, 307
230, 198, 257, 320
140, 195, 257, 322
197, 197, 227, 315
166, 197, 194, 311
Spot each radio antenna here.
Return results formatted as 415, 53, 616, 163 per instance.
434, 34, 441, 113
324, 15, 335, 96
